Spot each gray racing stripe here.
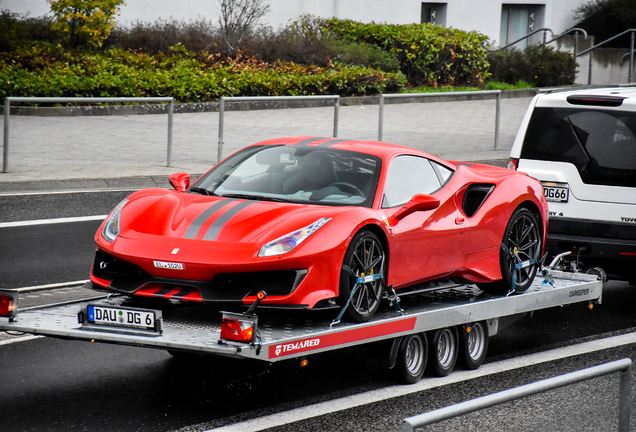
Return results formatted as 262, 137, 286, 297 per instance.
203, 200, 255, 241
184, 199, 235, 239
317, 138, 349, 147
294, 136, 326, 146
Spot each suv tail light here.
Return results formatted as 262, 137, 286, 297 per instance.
507, 158, 519, 170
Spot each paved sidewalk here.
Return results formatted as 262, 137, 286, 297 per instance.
0, 96, 534, 192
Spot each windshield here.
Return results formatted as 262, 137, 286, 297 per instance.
521, 107, 636, 188
191, 145, 382, 207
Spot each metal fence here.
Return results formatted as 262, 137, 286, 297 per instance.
218, 95, 340, 162
402, 358, 632, 431
2, 96, 174, 173
378, 90, 502, 150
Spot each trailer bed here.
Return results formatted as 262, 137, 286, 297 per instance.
0, 270, 602, 362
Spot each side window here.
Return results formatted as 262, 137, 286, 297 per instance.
382, 155, 441, 208
432, 161, 454, 184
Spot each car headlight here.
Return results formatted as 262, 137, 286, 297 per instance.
102, 198, 129, 242
258, 218, 331, 257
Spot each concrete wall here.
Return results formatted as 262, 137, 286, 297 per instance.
552, 36, 636, 85
1, 0, 584, 45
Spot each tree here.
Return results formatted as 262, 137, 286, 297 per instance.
217, 0, 270, 57
574, 0, 636, 46
48, 0, 125, 48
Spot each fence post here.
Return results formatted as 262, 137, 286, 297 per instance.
494, 91, 501, 151
630, 32, 634, 83
589, 50, 594, 85
333, 97, 339, 138
167, 99, 173, 167
619, 360, 632, 431
378, 95, 385, 141
3, 98, 9, 173
218, 97, 225, 164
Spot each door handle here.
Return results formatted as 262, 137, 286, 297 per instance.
455, 217, 465, 225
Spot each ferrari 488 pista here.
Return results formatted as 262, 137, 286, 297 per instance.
90, 136, 548, 322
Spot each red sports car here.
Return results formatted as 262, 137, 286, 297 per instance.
90, 136, 548, 322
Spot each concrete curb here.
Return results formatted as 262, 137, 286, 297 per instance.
1, 89, 540, 117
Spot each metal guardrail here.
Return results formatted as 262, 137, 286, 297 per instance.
218, 95, 340, 162
402, 358, 632, 432
577, 29, 636, 85
2, 96, 174, 173
378, 91, 502, 150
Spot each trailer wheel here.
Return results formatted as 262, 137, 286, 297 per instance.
458, 321, 488, 370
480, 207, 541, 296
338, 230, 385, 323
428, 327, 458, 377
395, 334, 428, 384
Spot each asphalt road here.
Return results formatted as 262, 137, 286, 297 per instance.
2, 188, 636, 432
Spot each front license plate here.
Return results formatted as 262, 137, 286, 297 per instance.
543, 186, 569, 203
154, 260, 184, 270
87, 304, 157, 331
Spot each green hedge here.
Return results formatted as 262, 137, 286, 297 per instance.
487, 45, 576, 87
0, 42, 407, 101
323, 18, 490, 86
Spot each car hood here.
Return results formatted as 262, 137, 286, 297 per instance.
116, 189, 347, 245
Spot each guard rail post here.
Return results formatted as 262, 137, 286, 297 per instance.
2, 96, 175, 173
3, 98, 9, 173
217, 95, 340, 162
402, 358, 632, 432
377, 90, 502, 151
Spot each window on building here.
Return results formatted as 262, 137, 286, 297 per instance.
500, 4, 545, 49
421, 3, 447, 27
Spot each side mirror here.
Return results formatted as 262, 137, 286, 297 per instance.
390, 194, 440, 223
169, 172, 190, 192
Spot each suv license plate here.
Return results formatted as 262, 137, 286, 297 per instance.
87, 304, 157, 331
544, 186, 569, 203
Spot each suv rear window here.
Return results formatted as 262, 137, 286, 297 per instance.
521, 107, 636, 188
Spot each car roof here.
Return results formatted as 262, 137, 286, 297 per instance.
249, 136, 454, 168
535, 86, 636, 110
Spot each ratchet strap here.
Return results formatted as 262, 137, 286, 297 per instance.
331, 271, 383, 327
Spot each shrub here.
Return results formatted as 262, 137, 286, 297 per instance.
487, 45, 576, 87
0, 42, 406, 100
0, 10, 58, 52
323, 18, 491, 86
105, 18, 220, 54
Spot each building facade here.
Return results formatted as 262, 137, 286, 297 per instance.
2, 0, 587, 47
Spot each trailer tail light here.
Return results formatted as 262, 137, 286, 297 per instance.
220, 312, 258, 343
507, 158, 519, 170
0, 290, 18, 319
219, 291, 267, 344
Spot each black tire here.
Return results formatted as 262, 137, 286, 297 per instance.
338, 230, 385, 323
480, 207, 542, 296
427, 327, 458, 377
458, 321, 489, 370
395, 334, 428, 384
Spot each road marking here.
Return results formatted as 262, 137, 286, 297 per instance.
0, 189, 139, 197
206, 331, 636, 432
0, 335, 44, 346
0, 215, 106, 228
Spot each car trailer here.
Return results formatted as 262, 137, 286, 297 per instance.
0, 268, 602, 384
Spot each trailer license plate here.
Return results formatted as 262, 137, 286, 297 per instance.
543, 186, 569, 203
87, 305, 156, 331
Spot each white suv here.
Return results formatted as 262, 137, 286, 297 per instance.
508, 87, 636, 281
